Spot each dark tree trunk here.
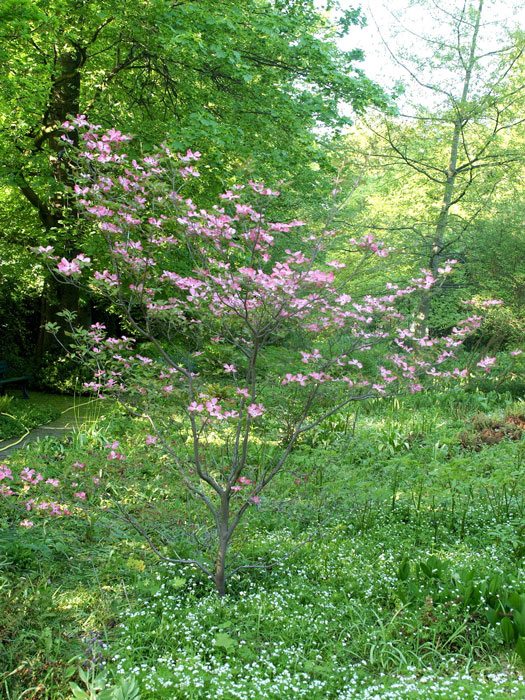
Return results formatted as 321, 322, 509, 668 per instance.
32, 44, 88, 360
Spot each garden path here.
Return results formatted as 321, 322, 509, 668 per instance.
0, 393, 110, 458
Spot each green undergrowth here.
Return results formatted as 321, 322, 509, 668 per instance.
0, 389, 524, 699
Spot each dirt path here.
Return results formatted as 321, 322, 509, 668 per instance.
0, 394, 111, 458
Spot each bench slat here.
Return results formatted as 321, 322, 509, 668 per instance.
0, 362, 32, 398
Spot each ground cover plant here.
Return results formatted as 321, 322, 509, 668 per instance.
0, 387, 524, 699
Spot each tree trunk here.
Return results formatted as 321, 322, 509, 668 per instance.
214, 496, 230, 597
31, 44, 86, 360
414, 0, 484, 335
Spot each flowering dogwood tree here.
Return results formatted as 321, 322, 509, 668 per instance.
33, 116, 499, 595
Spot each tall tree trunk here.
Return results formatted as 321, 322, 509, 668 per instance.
31, 44, 87, 359
415, 0, 484, 335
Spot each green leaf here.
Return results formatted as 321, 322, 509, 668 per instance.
462, 582, 474, 606
500, 616, 517, 645
214, 632, 237, 651
513, 610, 525, 637
509, 592, 524, 613
488, 575, 503, 596
419, 561, 432, 578
485, 607, 498, 625
110, 676, 142, 700
397, 558, 411, 581
515, 636, 525, 664
69, 683, 90, 700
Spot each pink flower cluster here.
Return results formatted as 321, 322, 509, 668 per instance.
0, 460, 107, 525
348, 234, 391, 257
477, 356, 496, 372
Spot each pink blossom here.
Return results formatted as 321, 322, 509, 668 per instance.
510, 350, 522, 356
205, 398, 224, 418
251, 496, 261, 504
20, 468, 43, 484
220, 191, 239, 200
249, 180, 279, 196
20, 519, 34, 528
75, 492, 87, 500
145, 435, 158, 444
104, 127, 131, 143
187, 402, 204, 412
0, 465, 13, 480
223, 364, 237, 373
305, 269, 334, 286
238, 476, 252, 485
36, 245, 55, 256
178, 149, 201, 162
477, 356, 496, 372
247, 403, 265, 418
74, 253, 91, 265
74, 114, 90, 127
107, 450, 125, 460
409, 384, 424, 393
236, 388, 250, 398
179, 165, 200, 178
136, 355, 153, 364
57, 258, 81, 276
326, 260, 345, 269
148, 217, 163, 228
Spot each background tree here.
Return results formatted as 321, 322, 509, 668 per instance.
337, 0, 525, 334
0, 0, 386, 368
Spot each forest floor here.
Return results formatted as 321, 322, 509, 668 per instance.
0, 389, 524, 699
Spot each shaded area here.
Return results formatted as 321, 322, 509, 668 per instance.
0, 392, 111, 457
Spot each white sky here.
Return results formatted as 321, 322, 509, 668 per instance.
336, 0, 525, 109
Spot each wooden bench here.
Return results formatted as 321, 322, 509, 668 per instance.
0, 360, 32, 399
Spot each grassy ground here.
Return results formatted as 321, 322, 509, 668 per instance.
0, 389, 524, 699
0, 392, 63, 441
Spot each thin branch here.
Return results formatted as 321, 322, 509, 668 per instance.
107, 502, 212, 577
